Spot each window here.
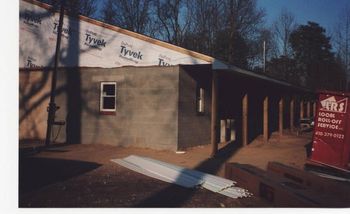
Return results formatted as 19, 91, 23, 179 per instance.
196, 86, 205, 114
100, 82, 117, 113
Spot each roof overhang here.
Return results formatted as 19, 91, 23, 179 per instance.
215, 64, 314, 94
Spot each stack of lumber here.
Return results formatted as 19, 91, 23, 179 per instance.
225, 162, 350, 207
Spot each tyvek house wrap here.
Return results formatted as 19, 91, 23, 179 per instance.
19, 0, 224, 69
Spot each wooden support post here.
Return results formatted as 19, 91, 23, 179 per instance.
279, 97, 284, 137
313, 102, 317, 117
242, 94, 248, 146
211, 71, 218, 157
300, 100, 304, 119
290, 98, 295, 132
263, 96, 269, 142
225, 119, 231, 142
230, 119, 236, 141
307, 101, 311, 118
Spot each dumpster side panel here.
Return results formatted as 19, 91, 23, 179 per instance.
311, 92, 349, 170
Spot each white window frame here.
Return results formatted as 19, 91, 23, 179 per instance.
196, 86, 205, 114
100, 82, 117, 113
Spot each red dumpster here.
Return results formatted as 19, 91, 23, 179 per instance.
311, 90, 350, 171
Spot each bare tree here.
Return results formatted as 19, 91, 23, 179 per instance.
182, 0, 224, 55
38, 0, 97, 17
75, 0, 98, 18
223, 0, 265, 37
217, 0, 265, 68
101, 0, 153, 35
153, 0, 193, 46
272, 8, 297, 57
100, 0, 116, 24
333, 5, 350, 88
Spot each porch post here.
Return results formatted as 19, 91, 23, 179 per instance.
313, 101, 317, 117
307, 101, 311, 118
242, 93, 248, 146
230, 119, 236, 141
211, 71, 219, 157
300, 100, 304, 119
263, 96, 269, 142
290, 97, 295, 132
279, 97, 284, 137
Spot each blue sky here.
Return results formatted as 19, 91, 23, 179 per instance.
95, 0, 350, 35
257, 0, 350, 33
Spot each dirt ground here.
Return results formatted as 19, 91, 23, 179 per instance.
19, 131, 314, 208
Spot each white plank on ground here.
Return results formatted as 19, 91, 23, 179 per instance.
111, 159, 174, 184
140, 156, 236, 187
111, 155, 252, 198
123, 155, 203, 188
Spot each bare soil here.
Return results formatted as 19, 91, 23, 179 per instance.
19, 132, 313, 207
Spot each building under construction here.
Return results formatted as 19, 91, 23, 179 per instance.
19, 0, 316, 155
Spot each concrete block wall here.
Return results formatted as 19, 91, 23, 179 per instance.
19, 71, 51, 141
19, 70, 67, 142
79, 66, 180, 150
19, 66, 180, 151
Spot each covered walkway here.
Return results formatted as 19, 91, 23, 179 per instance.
207, 64, 316, 156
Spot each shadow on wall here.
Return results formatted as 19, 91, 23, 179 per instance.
19, 3, 82, 143
19, 3, 83, 144
19, 3, 60, 139
19, 70, 67, 140
19, 2, 120, 144
134, 142, 241, 207
59, 4, 81, 145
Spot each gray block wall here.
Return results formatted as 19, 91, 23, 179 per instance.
20, 66, 180, 151
20, 65, 213, 151
78, 66, 180, 150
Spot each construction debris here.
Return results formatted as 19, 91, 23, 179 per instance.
111, 155, 251, 199
268, 162, 350, 196
225, 162, 350, 207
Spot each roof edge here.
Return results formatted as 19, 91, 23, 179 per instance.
216, 64, 314, 93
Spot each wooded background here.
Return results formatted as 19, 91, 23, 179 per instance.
39, 0, 350, 91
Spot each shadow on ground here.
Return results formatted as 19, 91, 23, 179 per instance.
135, 142, 241, 207
19, 140, 69, 157
19, 156, 101, 194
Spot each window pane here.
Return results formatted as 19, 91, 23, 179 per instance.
103, 84, 115, 96
103, 97, 115, 109
196, 86, 205, 114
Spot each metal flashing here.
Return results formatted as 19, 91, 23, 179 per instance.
111, 155, 251, 199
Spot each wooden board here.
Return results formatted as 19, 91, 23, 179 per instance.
267, 162, 350, 202
225, 162, 347, 207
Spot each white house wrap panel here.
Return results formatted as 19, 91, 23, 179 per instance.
19, 0, 213, 69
